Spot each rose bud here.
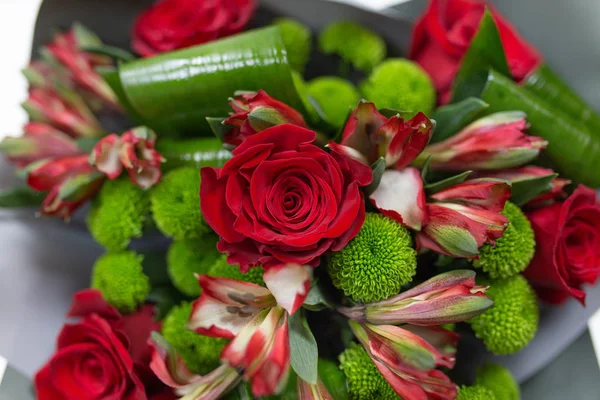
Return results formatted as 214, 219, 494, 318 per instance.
410, 0, 542, 103
118, 127, 164, 189
131, 0, 256, 57
0, 123, 81, 167
524, 185, 600, 305
418, 111, 547, 171
22, 88, 103, 138
333, 101, 434, 168
340, 270, 493, 326
223, 90, 308, 148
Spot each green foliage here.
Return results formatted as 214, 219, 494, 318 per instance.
307, 76, 360, 127
361, 58, 436, 115
475, 363, 520, 400
162, 301, 228, 375
150, 167, 206, 240
210, 256, 265, 287
273, 18, 312, 73
91, 251, 150, 314
329, 213, 417, 303
472, 202, 535, 280
87, 178, 150, 251
339, 343, 399, 400
319, 359, 350, 400
469, 274, 539, 355
457, 385, 497, 400
319, 21, 386, 72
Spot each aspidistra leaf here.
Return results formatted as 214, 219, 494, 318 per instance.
289, 311, 319, 385
430, 98, 489, 143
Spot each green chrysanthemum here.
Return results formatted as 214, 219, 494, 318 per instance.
167, 235, 221, 297
457, 385, 497, 400
339, 343, 399, 400
469, 275, 539, 355
87, 178, 150, 251
292, 70, 319, 123
150, 167, 206, 240
91, 251, 150, 314
473, 202, 535, 280
475, 363, 520, 400
210, 256, 265, 287
162, 301, 228, 375
319, 358, 350, 400
273, 18, 312, 73
319, 21, 386, 72
307, 76, 360, 128
360, 58, 436, 114
329, 213, 417, 303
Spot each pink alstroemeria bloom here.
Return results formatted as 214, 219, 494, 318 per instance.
187, 264, 312, 397
330, 101, 434, 168
222, 90, 308, 148
297, 377, 334, 400
0, 123, 81, 167
340, 270, 492, 326
419, 112, 546, 171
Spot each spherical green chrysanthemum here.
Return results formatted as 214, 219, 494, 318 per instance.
329, 213, 417, 303
473, 202, 535, 280
319, 358, 350, 400
150, 167, 206, 240
360, 59, 436, 114
339, 343, 399, 400
292, 70, 319, 123
210, 255, 265, 287
162, 301, 228, 375
91, 251, 150, 314
469, 274, 539, 355
273, 18, 312, 73
319, 21, 386, 72
167, 235, 221, 297
475, 363, 520, 400
307, 76, 360, 128
87, 178, 150, 251
457, 385, 497, 400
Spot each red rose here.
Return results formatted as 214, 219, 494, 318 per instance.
524, 186, 600, 305
409, 0, 542, 103
131, 0, 256, 57
200, 124, 372, 270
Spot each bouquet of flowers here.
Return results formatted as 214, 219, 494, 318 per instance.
2, 0, 600, 399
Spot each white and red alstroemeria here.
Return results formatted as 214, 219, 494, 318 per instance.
187, 264, 312, 397
150, 333, 242, 400
418, 178, 511, 258
297, 377, 334, 400
223, 90, 308, 148
340, 270, 493, 326
90, 127, 164, 189
478, 166, 570, 207
332, 101, 434, 168
22, 87, 103, 138
369, 167, 428, 230
418, 111, 546, 171
0, 123, 81, 167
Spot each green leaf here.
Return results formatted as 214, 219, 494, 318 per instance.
72, 22, 103, 48
430, 98, 489, 143
206, 117, 233, 142
142, 251, 171, 287
452, 9, 510, 102
420, 155, 432, 183
425, 171, 472, 194
116, 27, 305, 136
76, 137, 100, 153
97, 66, 145, 124
0, 187, 46, 208
80, 44, 136, 62
480, 69, 600, 187
288, 311, 318, 384
156, 138, 232, 171
510, 173, 557, 206
364, 157, 385, 196
147, 287, 187, 320
303, 280, 334, 311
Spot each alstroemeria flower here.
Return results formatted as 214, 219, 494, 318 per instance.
0, 123, 81, 167
479, 166, 570, 207
187, 264, 312, 397
419, 112, 546, 171
150, 333, 241, 400
340, 270, 493, 326
223, 90, 308, 148
349, 321, 458, 400
332, 101, 434, 168
297, 377, 334, 400
90, 127, 164, 189
22, 87, 103, 138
